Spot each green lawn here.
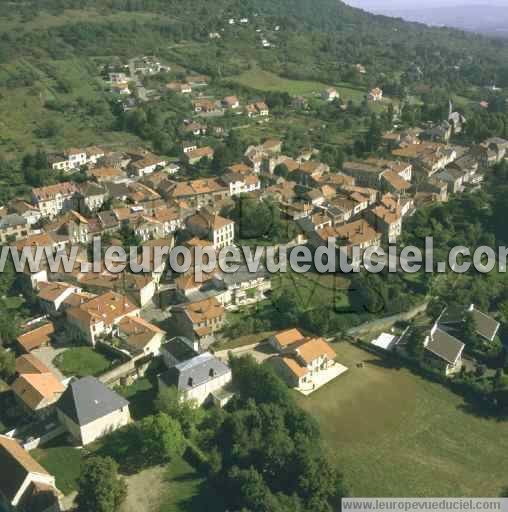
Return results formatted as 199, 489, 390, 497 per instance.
159, 458, 225, 512
231, 68, 330, 96
32, 436, 85, 495
54, 347, 115, 378
296, 342, 508, 497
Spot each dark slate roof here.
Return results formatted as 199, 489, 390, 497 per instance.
469, 307, 500, 341
57, 376, 129, 426
0, 214, 27, 229
161, 337, 197, 362
425, 328, 464, 365
158, 352, 230, 391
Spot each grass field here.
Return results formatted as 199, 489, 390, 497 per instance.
32, 436, 85, 495
272, 270, 351, 311
159, 458, 225, 512
231, 68, 330, 95
231, 68, 368, 104
54, 346, 115, 378
0, 57, 142, 155
296, 342, 508, 497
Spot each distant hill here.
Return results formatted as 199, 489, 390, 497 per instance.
348, 3, 508, 37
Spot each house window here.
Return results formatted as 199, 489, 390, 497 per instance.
188, 377, 194, 387
209, 368, 215, 377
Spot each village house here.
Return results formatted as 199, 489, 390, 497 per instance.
381, 170, 412, 195
117, 315, 165, 357
37, 281, 82, 315
321, 88, 339, 102
365, 204, 402, 243
222, 95, 240, 109
186, 209, 235, 250
158, 352, 233, 407
171, 297, 225, 350
221, 167, 261, 196
473, 137, 508, 167
66, 291, 140, 345
448, 154, 479, 184
128, 153, 167, 177
268, 329, 338, 390
415, 178, 449, 204
160, 337, 198, 368
184, 146, 215, 165
8, 199, 42, 226
50, 148, 88, 172
87, 166, 126, 183
434, 167, 466, 194
289, 160, 330, 187
85, 146, 105, 166
57, 376, 131, 446
78, 182, 108, 213
111, 82, 131, 95
192, 99, 219, 114
31, 182, 79, 219
269, 328, 307, 352
0, 214, 30, 243
343, 161, 385, 188
166, 81, 192, 94
423, 322, 465, 376
167, 178, 229, 209
16, 322, 55, 354
47, 210, 90, 245
393, 143, 457, 178
245, 102, 269, 118
0, 435, 61, 512
368, 87, 383, 101
317, 219, 381, 267
109, 72, 128, 83
12, 357, 65, 418
439, 304, 500, 344
182, 121, 207, 136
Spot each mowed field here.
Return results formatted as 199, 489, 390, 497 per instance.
231, 69, 330, 95
231, 68, 367, 103
296, 343, 508, 497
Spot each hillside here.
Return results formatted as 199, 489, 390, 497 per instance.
0, 0, 507, 159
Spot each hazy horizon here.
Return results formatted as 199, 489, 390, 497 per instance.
345, 0, 505, 8
344, 0, 508, 36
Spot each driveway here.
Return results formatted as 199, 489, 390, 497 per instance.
215, 341, 277, 364
31, 346, 68, 381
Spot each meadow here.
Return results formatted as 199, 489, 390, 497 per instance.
297, 342, 508, 496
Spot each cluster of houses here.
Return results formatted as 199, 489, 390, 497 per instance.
1, 73, 508, 509
372, 304, 500, 376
